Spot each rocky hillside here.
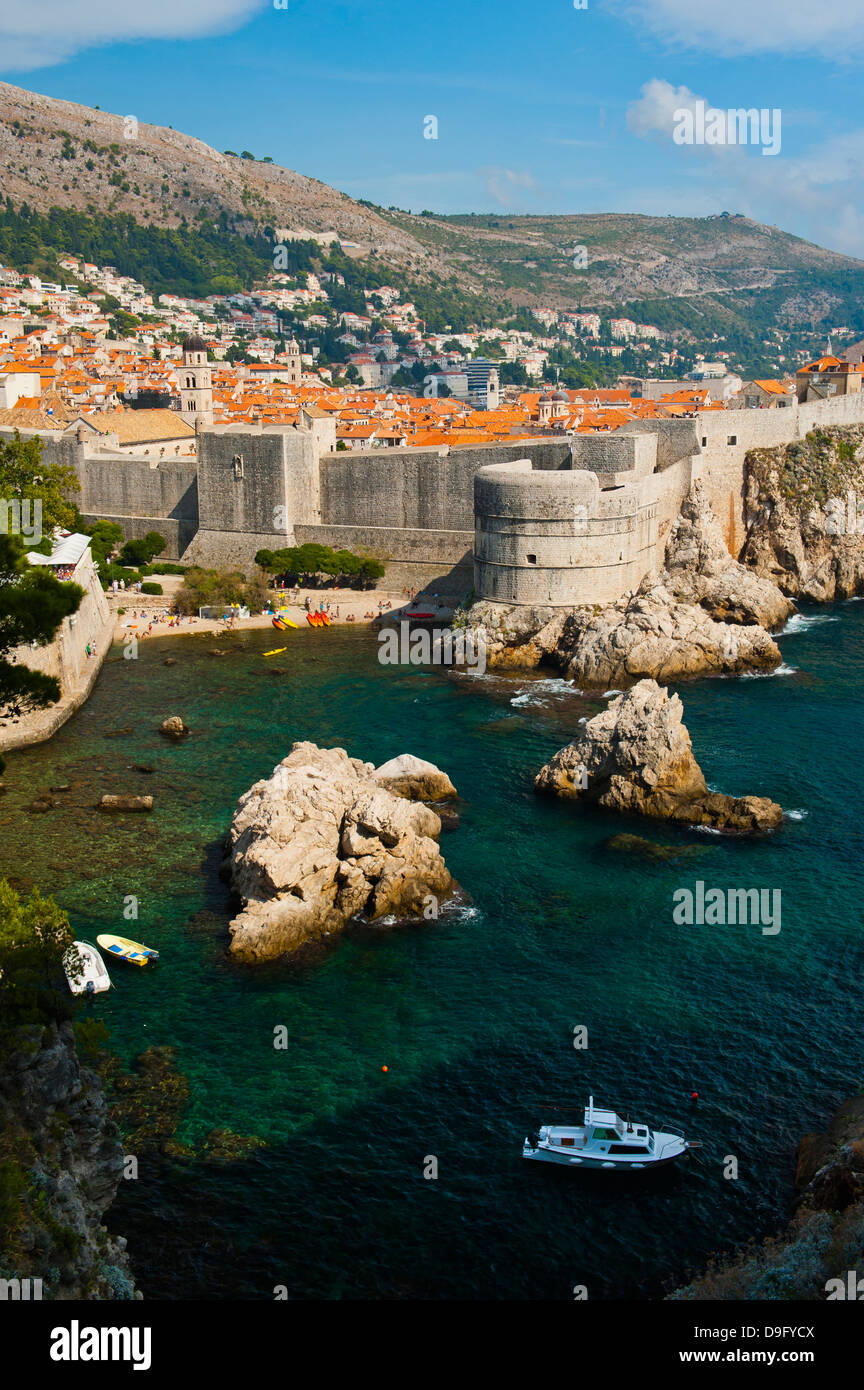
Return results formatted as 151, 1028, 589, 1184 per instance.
0, 81, 424, 266
2, 80, 864, 326
0, 1022, 138, 1300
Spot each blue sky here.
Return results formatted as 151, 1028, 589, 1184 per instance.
1, 0, 863, 255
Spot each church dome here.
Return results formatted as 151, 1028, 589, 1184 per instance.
182, 334, 207, 355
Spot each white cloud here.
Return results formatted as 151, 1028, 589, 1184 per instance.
627, 80, 864, 257
606, 0, 864, 59
480, 167, 537, 207
0, 0, 266, 72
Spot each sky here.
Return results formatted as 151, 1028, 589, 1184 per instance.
0, 0, 863, 257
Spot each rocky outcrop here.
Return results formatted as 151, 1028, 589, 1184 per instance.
662, 480, 793, 627
671, 1094, 864, 1300
159, 717, 190, 740
534, 679, 783, 832
795, 1095, 864, 1214
224, 742, 455, 961
0, 1022, 138, 1299
741, 427, 864, 600
374, 754, 457, 802
460, 484, 790, 688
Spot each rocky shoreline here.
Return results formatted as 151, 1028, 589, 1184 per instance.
672, 1094, 864, 1300
223, 743, 458, 961
460, 482, 794, 688
0, 1022, 139, 1300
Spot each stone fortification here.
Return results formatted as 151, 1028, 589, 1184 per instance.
4, 388, 864, 599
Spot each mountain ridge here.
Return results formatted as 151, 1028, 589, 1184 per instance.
2, 80, 863, 334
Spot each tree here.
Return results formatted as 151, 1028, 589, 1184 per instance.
83, 519, 123, 569
174, 566, 268, 615
119, 531, 166, 566
0, 535, 83, 738
0, 879, 76, 1039
0, 431, 79, 538
255, 543, 384, 589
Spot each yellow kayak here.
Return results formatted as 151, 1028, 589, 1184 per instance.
277, 615, 298, 629
96, 934, 159, 967
264, 647, 288, 657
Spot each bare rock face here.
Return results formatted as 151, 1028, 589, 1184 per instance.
661, 480, 794, 628
460, 485, 789, 687
741, 430, 864, 600
225, 742, 455, 961
534, 680, 783, 832
374, 754, 458, 802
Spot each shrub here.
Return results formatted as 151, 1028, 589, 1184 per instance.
141, 582, 163, 595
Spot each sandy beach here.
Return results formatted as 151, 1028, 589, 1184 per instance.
107, 579, 454, 642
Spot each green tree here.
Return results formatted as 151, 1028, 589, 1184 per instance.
83, 519, 123, 569
0, 534, 83, 737
0, 431, 79, 537
119, 531, 166, 566
0, 879, 76, 1039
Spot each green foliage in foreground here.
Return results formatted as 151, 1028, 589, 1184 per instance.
0, 432, 79, 539
254, 543, 385, 588
0, 879, 76, 1039
0, 534, 83, 729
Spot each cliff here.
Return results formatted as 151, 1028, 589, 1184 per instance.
0, 1022, 139, 1300
741, 426, 864, 600
671, 1095, 864, 1300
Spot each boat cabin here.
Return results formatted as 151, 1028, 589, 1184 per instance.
544, 1099, 653, 1155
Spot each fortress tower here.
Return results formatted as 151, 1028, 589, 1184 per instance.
179, 334, 213, 427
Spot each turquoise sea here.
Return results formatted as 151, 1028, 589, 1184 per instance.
1, 604, 863, 1300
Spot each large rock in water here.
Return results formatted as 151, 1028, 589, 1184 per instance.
374, 753, 457, 802
224, 742, 455, 961
534, 680, 783, 832
459, 483, 791, 687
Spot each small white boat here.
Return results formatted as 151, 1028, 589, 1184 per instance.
64, 941, 112, 996
523, 1096, 697, 1171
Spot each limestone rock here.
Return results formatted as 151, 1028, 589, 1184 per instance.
99, 794, 154, 813
224, 742, 456, 961
660, 480, 793, 628
535, 679, 783, 832
159, 716, 190, 740
374, 753, 458, 802
0, 1022, 139, 1299
741, 430, 864, 600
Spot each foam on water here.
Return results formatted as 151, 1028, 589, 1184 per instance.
782, 614, 838, 635
739, 662, 799, 679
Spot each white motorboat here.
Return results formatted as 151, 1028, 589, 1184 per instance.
63, 941, 112, 996
523, 1096, 697, 1171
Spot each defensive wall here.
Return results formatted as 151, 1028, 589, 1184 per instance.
4, 390, 864, 606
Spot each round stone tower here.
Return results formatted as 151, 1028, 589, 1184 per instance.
179, 334, 213, 427
473, 461, 610, 606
